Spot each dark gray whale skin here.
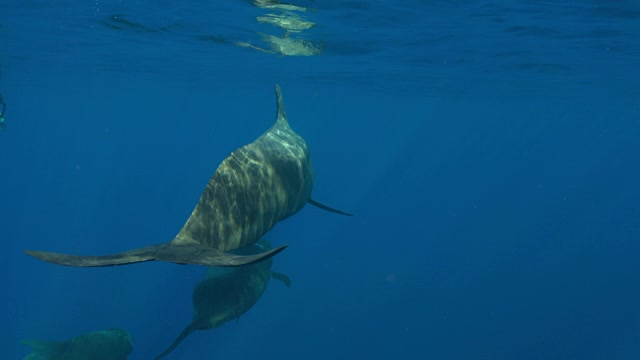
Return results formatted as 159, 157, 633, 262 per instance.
25, 85, 350, 267
22, 328, 133, 360
153, 240, 291, 360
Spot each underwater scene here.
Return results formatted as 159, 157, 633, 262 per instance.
1, 0, 639, 359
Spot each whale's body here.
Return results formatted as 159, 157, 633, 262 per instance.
22, 328, 133, 360
26, 85, 350, 268
153, 240, 290, 359
173, 86, 313, 252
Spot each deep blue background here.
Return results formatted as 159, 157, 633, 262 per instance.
2, 1, 640, 359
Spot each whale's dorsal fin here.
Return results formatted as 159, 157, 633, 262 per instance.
275, 84, 288, 126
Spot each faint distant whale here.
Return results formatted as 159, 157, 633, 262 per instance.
153, 240, 291, 359
25, 84, 350, 267
22, 328, 133, 360
0, 93, 6, 130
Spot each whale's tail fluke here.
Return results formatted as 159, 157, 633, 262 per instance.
153, 322, 199, 360
25, 242, 287, 268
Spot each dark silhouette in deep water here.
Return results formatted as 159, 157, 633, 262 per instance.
22, 328, 133, 360
153, 240, 291, 359
25, 85, 350, 268
0, 94, 6, 130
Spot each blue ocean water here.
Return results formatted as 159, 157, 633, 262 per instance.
2, 0, 640, 359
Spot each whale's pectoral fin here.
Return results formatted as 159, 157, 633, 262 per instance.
309, 199, 353, 216
271, 270, 292, 288
25, 243, 287, 268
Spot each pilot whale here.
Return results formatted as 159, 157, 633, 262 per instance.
153, 240, 290, 359
22, 328, 133, 360
25, 84, 350, 267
